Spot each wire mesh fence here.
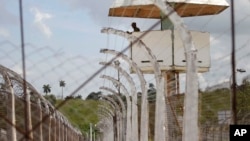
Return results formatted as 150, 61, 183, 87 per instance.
0, 65, 83, 141
1, 0, 250, 141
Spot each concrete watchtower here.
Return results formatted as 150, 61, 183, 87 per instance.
107, 0, 229, 140
108, 0, 229, 96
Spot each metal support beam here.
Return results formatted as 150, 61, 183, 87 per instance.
154, 1, 199, 141
100, 75, 132, 141
100, 49, 148, 141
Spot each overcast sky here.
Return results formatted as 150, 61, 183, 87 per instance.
0, 0, 250, 98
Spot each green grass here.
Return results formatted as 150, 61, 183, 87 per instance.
53, 83, 250, 138
56, 99, 100, 134
199, 88, 231, 124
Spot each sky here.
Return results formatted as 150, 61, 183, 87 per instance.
0, 0, 250, 98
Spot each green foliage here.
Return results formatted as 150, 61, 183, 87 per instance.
59, 80, 66, 87
75, 95, 82, 99
64, 95, 74, 100
44, 94, 56, 105
200, 84, 250, 124
43, 84, 51, 95
86, 91, 102, 100
236, 83, 250, 122
147, 83, 156, 103
54, 82, 250, 139
56, 99, 100, 134
199, 88, 230, 124
64, 95, 83, 100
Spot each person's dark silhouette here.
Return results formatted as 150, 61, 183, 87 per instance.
127, 22, 140, 34
131, 22, 140, 32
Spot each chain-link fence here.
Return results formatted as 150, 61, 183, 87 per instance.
1, 0, 250, 141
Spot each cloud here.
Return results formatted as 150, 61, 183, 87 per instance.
30, 7, 52, 38
61, 0, 113, 25
0, 0, 18, 26
180, 1, 250, 38
0, 27, 10, 37
60, 0, 250, 36
198, 73, 208, 90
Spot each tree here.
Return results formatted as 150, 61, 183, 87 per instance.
75, 95, 82, 99
44, 94, 56, 105
86, 91, 102, 100
65, 95, 74, 100
59, 80, 66, 99
43, 84, 51, 95
147, 83, 156, 102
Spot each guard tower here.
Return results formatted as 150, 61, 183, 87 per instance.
107, 0, 229, 140
109, 0, 229, 18
108, 0, 229, 96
